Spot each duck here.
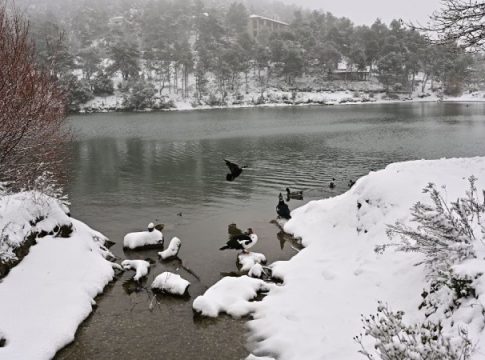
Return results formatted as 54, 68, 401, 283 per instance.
219, 228, 258, 253
286, 187, 303, 200
224, 159, 247, 181
329, 178, 336, 189
348, 179, 355, 188
276, 193, 291, 220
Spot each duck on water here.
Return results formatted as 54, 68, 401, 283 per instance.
219, 228, 258, 253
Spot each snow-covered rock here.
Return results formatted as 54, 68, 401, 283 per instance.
248, 263, 264, 278
151, 272, 190, 296
248, 157, 485, 360
0, 191, 72, 265
121, 259, 150, 281
238, 252, 266, 272
0, 192, 114, 360
158, 237, 181, 260
192, 276, 274, 318
123, 225, 163, 249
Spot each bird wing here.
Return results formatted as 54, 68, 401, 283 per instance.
228, 223, 244, 238
224, 159, 240, 174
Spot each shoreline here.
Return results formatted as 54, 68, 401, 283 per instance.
76, 89, 485, 114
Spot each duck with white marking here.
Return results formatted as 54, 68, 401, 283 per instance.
329, 178, 336, 189
219, 228, 258, 253
276, 193, 291, 220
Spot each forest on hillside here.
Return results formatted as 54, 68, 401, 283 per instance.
17, 0, 485, 111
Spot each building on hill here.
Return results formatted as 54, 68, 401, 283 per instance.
331, 60, 371, 81
248, 14, 289, 40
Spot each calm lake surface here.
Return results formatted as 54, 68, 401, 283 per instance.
57, 103, 485, 360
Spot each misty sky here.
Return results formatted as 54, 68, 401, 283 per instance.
281, 0, 442, 25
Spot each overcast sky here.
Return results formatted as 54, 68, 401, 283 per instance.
281, 0, 442, 25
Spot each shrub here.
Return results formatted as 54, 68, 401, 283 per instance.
355, 303, 472, 360
0, 4, 68, 189
90, 71, 114, 96
122, 79, 156, 110
384, 178, 481, 277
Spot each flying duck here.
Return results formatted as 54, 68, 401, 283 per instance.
224, 159, 247, 181
286, 187, 303, 200
219, 228, 258, 253
276, 193, 291, 220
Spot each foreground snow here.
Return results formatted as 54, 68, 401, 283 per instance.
248, 157, 485, 360
193, 276, 275, 318
0, 192, 114, 360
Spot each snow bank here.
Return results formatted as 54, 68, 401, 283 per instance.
121, 259, 150, 281
123, 227, 163, 249
151, 272, 190, 296
238, 252, 266, 272
0, 191, 114, 360
0, 191, 71, 264
158, 237, 181, 260
193, 276, 275, 318
249, 157, 485, 360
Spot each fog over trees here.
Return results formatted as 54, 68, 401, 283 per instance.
12, 0, 484, 111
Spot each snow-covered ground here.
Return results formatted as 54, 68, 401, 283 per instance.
78, 69, 485, 113
0, 192, 115, 360
245, 157, 485, 359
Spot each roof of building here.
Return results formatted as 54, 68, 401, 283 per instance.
249, 14, 289, 26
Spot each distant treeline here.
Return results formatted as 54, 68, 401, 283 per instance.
17, 0, 485, 110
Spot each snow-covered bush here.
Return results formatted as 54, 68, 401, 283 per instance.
355, 302, 472, 360
122, 79, 156, 110
363, 177, 485, 359
385, 178, 482, 278
383, 178, 485, 317
91, 71, 114, 96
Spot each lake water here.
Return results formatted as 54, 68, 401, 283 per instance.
56, 103, 485, 359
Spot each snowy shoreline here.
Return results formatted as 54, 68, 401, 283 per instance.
77, 89, 485, 114
246, 157, 485, 359
0, 192, 115, 360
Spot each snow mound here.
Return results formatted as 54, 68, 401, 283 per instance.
121, 260, 150, 281
158, 237, 181, 260
0, 212, 114, 360
238, 252, 266, 272
249, 157, 485, 360
248, 263, 264, 278
123, 228, 163, 249
0, 191, 71, 264
193, 276, 274, 318
151, 272, 190, 296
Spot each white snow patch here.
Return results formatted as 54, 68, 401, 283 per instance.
238, 252, 267, 272
248, 157, 485, 360
158, 237, 181, 260
0, 211, 114, 360
246, 355, 275, 360
192, 276, 275, 318
151, 272, 190, 296
248, 263, 264, 278
121, 259, 150, 281
123, 227, 163, 249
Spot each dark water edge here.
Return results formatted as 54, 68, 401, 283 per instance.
56, 103, 485, 360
